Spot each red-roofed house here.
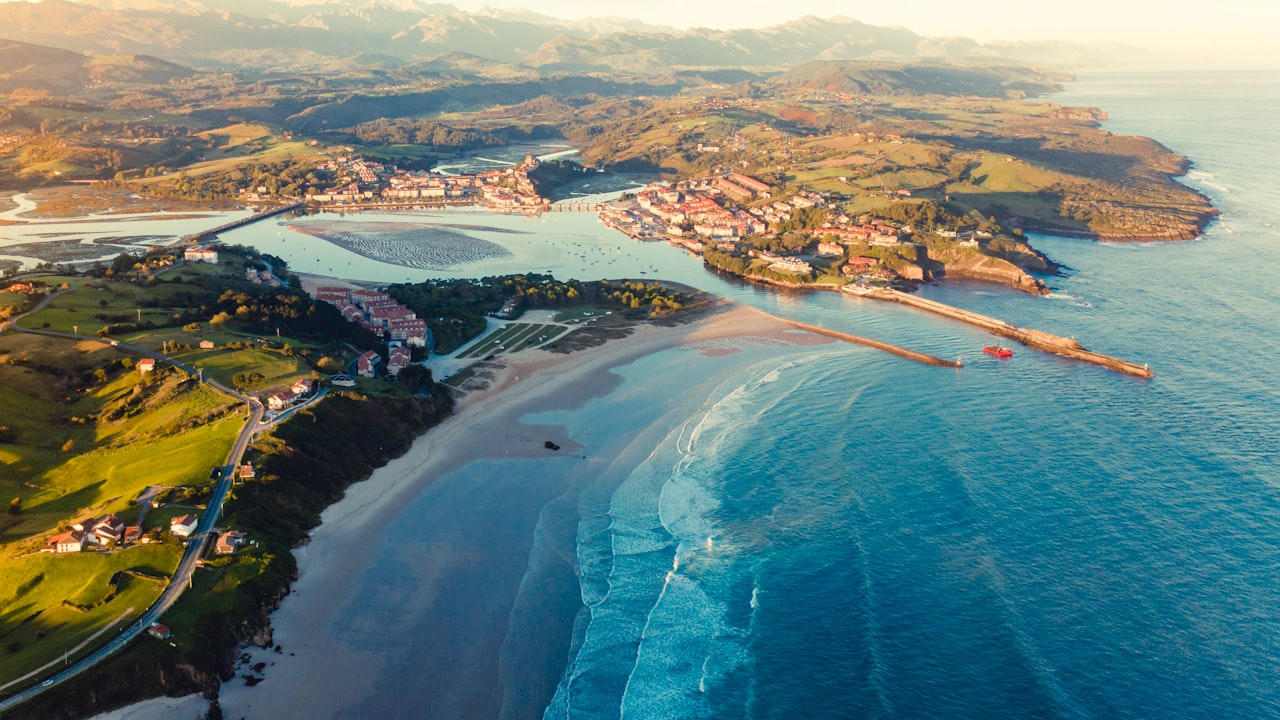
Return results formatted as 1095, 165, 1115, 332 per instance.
357, 350, 382, 378
215, 531, 247, 555
45, 530, 84, 553
291, 378, 313, 396
387, 346, 412, 377
170, 514, 198, 537
267, 391, 295, 411
136, 358, 156, 373
93, 514, 124, 544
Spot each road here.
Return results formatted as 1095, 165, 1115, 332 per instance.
0, 295, 271, 714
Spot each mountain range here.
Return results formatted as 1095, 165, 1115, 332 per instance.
0, 0, 1142, 74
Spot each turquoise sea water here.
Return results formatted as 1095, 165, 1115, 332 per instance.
231, 71, 1280, 718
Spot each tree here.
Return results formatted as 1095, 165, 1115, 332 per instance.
61, 439, 75, 454
233, 371, 266, 388
7, 497, 19, 515
396, 365, 434, 394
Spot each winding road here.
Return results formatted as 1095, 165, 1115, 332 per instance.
0, 290, 315, 714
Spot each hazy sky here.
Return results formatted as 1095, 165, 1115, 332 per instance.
454, 0, 1275, 65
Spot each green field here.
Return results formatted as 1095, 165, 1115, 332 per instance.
958, 153, 1063, 194
187, 346, 309, 389
0, 545, 182, 688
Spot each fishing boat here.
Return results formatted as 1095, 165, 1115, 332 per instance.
983, 344, 1013, 358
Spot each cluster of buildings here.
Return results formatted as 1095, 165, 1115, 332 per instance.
265, 376, 314, 411
619, 175, 843, 247
626, 177, 768, 242
809, 216, 904, 246
713, 173, 773, 201
309, 155, 547, 211
244, 267, 281, 287
43, 514, 137, 553
353, 345, 411, 378
43, 509, 250, 559
311, 286, 426, 380
41, 512, 203, 553
607, 174, 928, 280
311, 286, 428, 349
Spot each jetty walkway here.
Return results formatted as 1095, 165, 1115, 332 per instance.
754, 309, 961, 368
853, 287, 1153, 377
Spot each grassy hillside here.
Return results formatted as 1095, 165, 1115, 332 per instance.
0, 326, 242, 688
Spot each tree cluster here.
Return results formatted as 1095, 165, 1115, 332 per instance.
345, 119, 505, 149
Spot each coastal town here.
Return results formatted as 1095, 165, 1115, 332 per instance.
306, 153, 549, 211
602, 173, 945, 285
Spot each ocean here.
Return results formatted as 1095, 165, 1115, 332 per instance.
530, 70, 1280, 719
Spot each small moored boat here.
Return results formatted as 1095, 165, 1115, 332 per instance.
983, 344, 1013, 358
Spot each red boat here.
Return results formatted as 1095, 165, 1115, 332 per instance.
984, 344, 1013, 358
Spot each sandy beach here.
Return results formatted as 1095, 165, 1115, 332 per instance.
82, 694, 207, 720
212, 303, 829, 719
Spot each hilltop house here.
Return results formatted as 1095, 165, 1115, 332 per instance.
136, 358, 156, 373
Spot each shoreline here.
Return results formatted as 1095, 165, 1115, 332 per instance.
215, 303, 832, 719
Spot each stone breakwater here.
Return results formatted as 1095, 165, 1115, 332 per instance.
856, 287, 1154, 378
751, 308, 962, 368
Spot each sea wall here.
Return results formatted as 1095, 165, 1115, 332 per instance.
861, 288, 1154, 377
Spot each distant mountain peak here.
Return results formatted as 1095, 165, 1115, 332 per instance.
1, 1, 1147, 71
